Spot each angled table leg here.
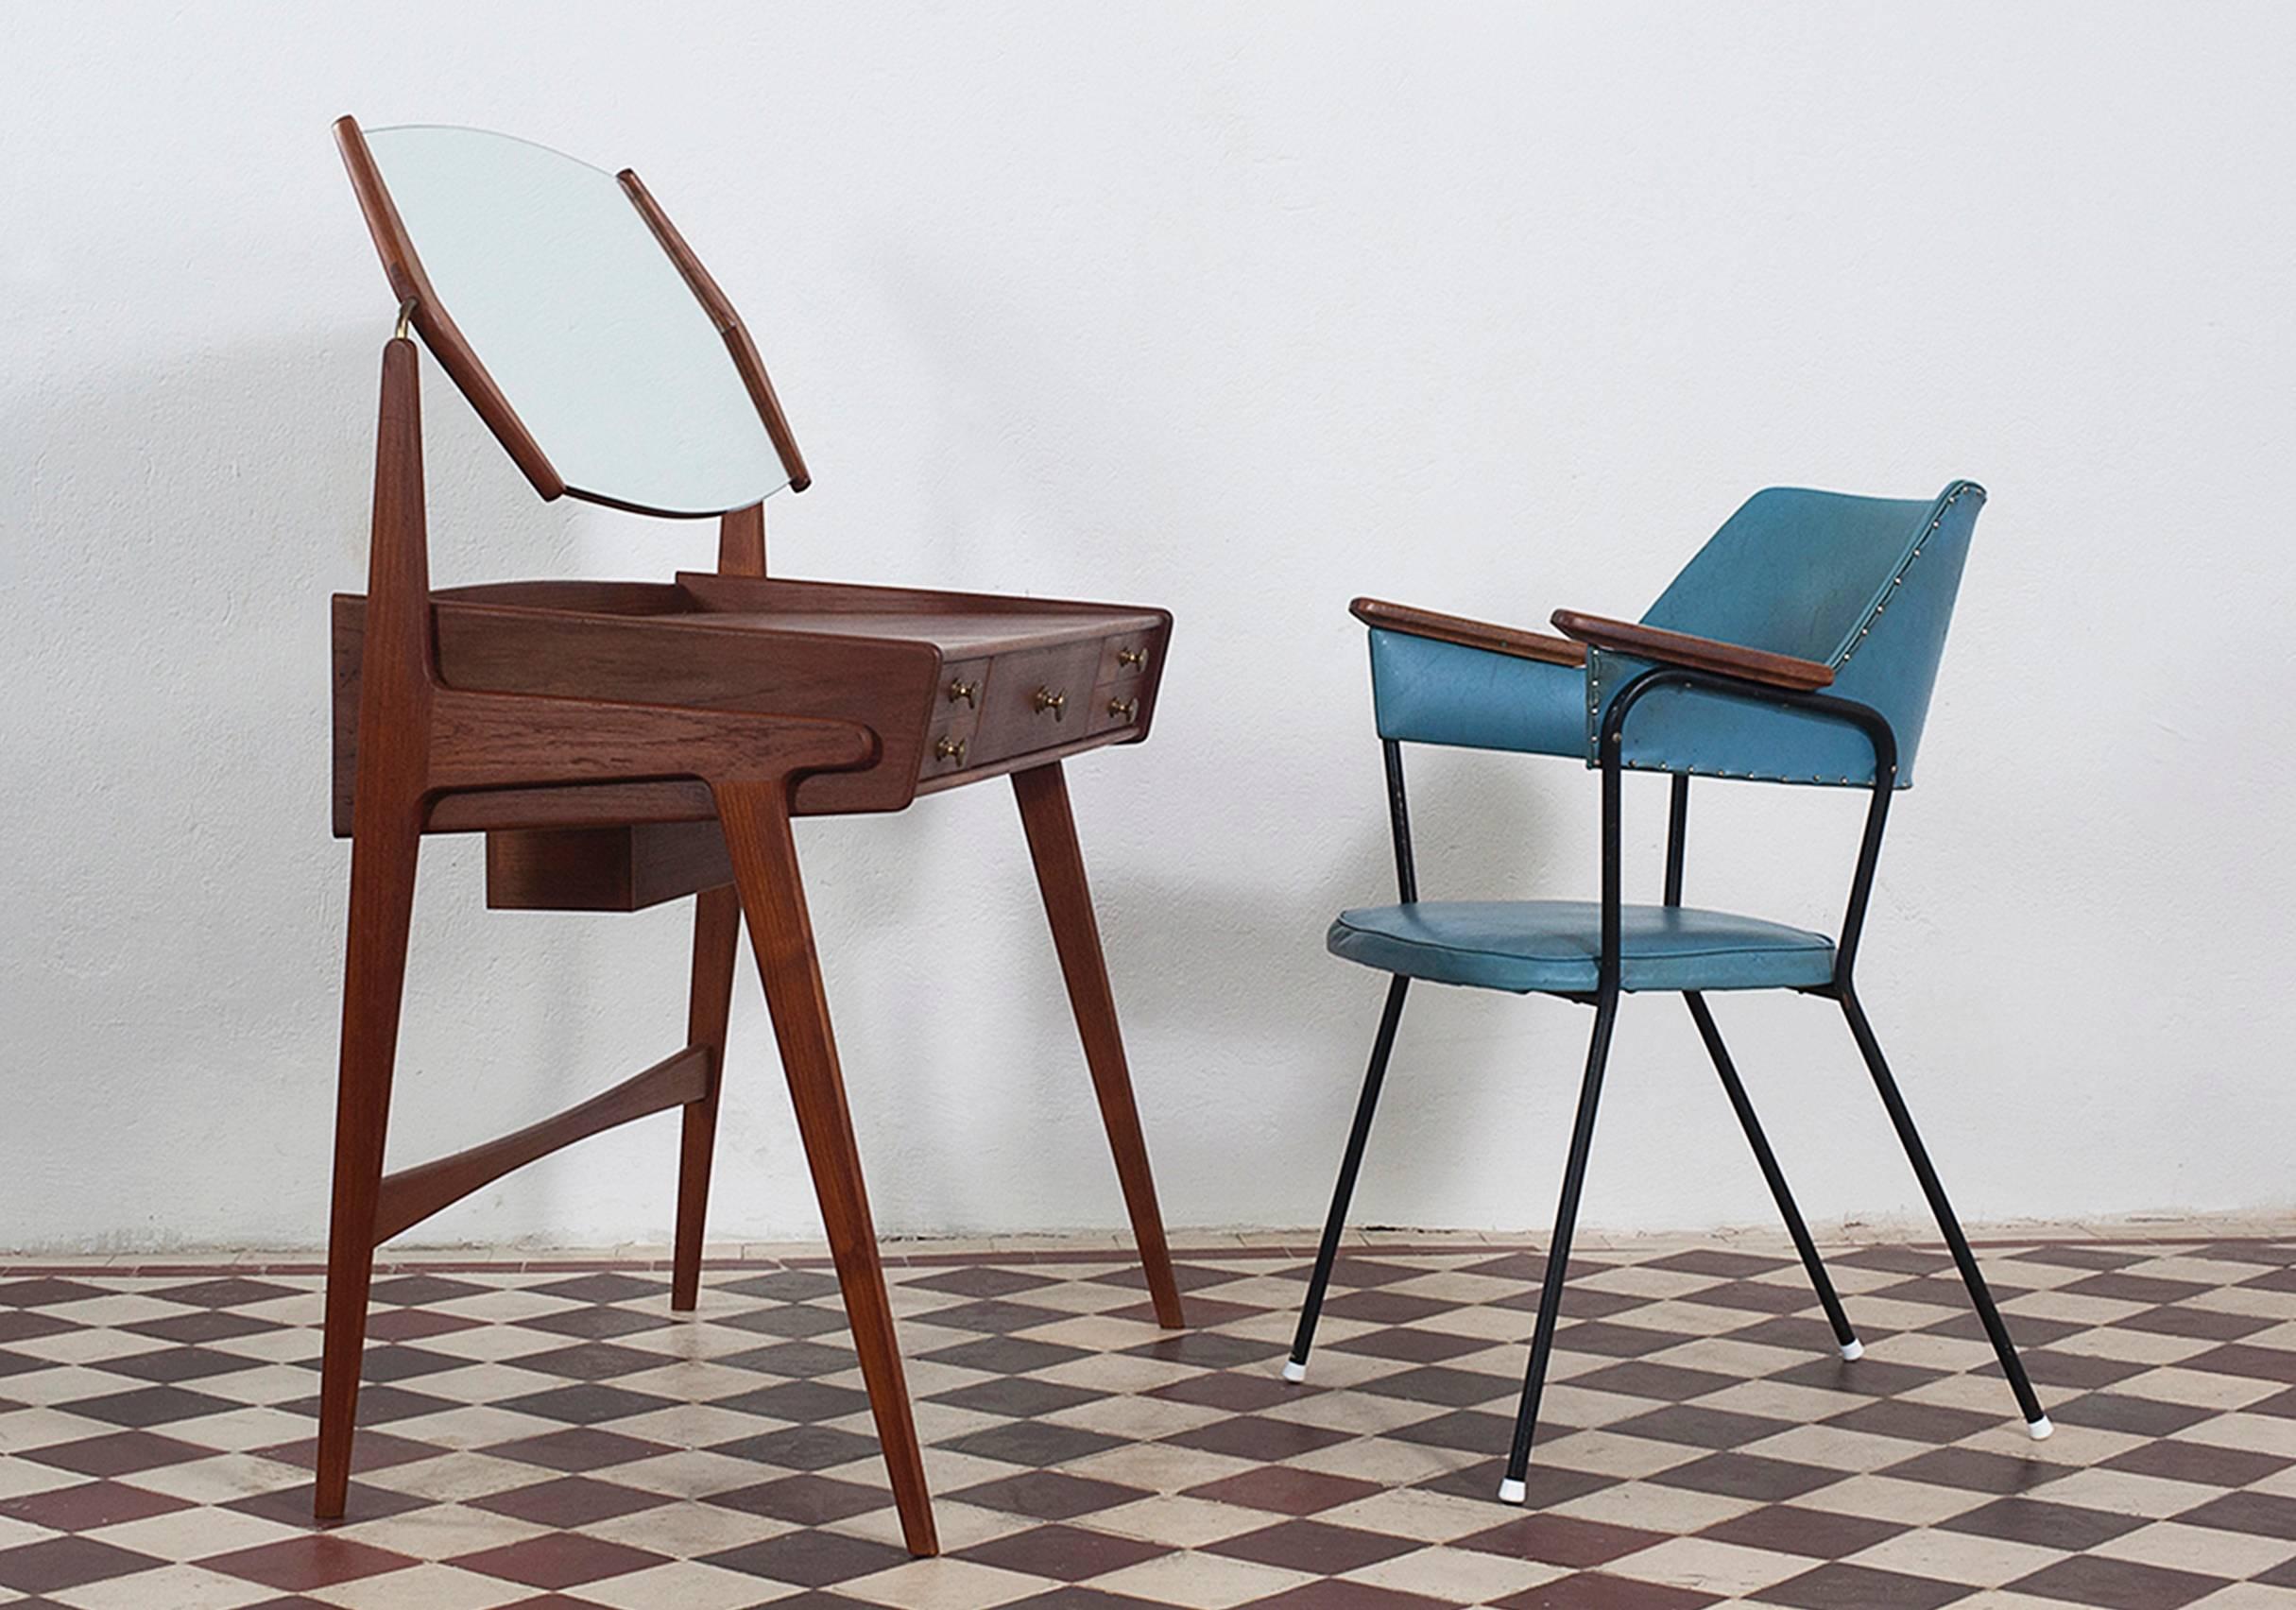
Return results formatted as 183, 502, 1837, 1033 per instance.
714, 780, 938, 1557
315, 800, 421, 1519
1012, 762, 1186, 1329
317, 334, 431, 1521
672, 885, 742, 1311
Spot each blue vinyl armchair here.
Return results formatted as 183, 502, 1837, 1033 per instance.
1284, 481, 2050, 1503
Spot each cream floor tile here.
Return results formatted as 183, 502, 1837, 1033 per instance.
50, 1563, 279, 1610
585, 1498, 792, 1558
306, 1562, 531, 1610
1788, 1471, 1994, 1527
2033, 1465, 2226, 1518
838, 1556, 1052, 1610
1346, 1541, 1567, 1601
832, 1499, 1030, 1554
2093, 1518, 2296, 1579
334, 1499, 553, 1559
1603, 1534, 1814, 1596
90, 1501, 302, 1558
1088, 1493, 1280, 1549
1092, 1550, 1314, 1609
1846, 1525, 2067, 1586
1315, 1485, 1511, 1544
1549, 1480, 1759, 1533
574, 1559, 810, 1609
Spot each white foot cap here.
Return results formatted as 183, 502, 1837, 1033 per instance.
1281, 1360, 1307, 1383
1497, 1477, 1528, 1505
2027, 1414, 2054, 1441
1839, 1338, 1864, 1361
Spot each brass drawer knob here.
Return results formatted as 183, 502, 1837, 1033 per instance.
1033, 686, 1068, 720
934, 735, 968, 764
1106, 696, 1139, 722
1117, 646, 1148, 669
946, 677, 979, 708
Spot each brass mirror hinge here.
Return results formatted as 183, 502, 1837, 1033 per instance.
393, 297, 416, 341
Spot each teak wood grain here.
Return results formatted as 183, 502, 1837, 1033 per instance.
1350, 596, 1585, 667
1014, 764, 1184, 1327
1550, 608, 1835, 691
374, 1047, 710, 1243
317, 342, 885, 1521
321, 120, 1188, 1556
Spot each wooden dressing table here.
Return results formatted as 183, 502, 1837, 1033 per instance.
320, 117, 1183, 1557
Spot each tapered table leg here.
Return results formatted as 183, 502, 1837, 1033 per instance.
715, 780, 938, 1557
1013, 762, 1185, 1329
316, 804, 421, 1519
672, 885, 742, 1311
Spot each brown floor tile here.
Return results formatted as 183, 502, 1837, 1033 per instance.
703, 1472, 890, 1525
469, 1475, 674, 1527
0, 1536, 167, 1594
199, 1534, 420, 1591
2171, 1488, 2296, 1536
0, 1479, 191, 1532
1183, 1467, 1383, 1516
1938, 1495, 2149, 1550
1493, 1569, 1722, 1607
1455, 1513, 1670, 1567
1162, 1415, 1355, 1462
479, 1427, 672, 1471
1209, 1517, 1421, 1575
2005, 1553, 2228, 1609
1751, 1561, 1973, 1609
452, 1533, 668, 1589
1648, 1452, 1844, 1503
2102, 1437, 2290, 1487
1609, 1404, 1801, 1450
20, 1430, 214, 1477
1242, 1581, 1456, 1608
1695, 1503, 1904, 1560
958, 1522, 1172, 1580
950, 1469, 1156, 1521
710, 1422, 887, 1470
701, 1529, 913, 1585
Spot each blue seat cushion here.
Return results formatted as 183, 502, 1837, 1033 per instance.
1328, 900, 1836, 994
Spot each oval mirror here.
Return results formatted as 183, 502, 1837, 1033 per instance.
357, 123, 793, 517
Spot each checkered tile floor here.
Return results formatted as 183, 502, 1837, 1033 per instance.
2, 1236, 2293, 1608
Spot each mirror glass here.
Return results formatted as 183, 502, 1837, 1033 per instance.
365, 125, 789, 516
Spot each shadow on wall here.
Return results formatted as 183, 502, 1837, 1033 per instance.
0, 325, 620, 1252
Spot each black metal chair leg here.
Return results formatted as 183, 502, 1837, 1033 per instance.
1286, 974, 1411, 1382
1686, 992, 1860, 1357
1500, 987, 1619, 1500
1840, 985, 2050, 1436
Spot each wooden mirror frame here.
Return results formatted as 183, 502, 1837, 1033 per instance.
333, 114, 811, 515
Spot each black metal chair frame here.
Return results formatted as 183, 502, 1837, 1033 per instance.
1286, 663, 2050, 1501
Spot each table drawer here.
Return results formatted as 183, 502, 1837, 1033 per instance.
973, 641, 1103, 763
1088, 682, 1145, 736
1096, 634, 1157, 684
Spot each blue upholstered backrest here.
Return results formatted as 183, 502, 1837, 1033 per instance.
1367, 482, 1984, 788
1602, 481, 1982, 785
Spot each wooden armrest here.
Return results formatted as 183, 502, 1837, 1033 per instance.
1549, 609, 1833, 692
1350, 597, 1585, 668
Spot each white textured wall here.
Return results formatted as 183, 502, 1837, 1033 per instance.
4, 2, 2292, 1252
